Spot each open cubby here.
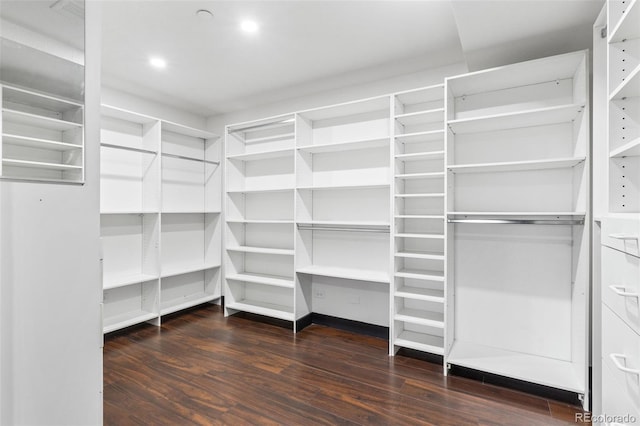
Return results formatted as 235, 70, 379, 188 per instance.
103, 279, 159, 334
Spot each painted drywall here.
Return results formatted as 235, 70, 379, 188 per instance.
0, 3, 102, 424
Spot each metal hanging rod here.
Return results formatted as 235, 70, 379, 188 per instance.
297, 223, 390, 233
228, 118, 295, 134
447, 218, 584, 225
161, 152, 220, 165
101, 143, 157, 155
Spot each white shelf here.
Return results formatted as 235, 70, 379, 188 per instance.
161, 263, 221, 279
394, 331, 444, 355
447, 340, 584, 393
609, 64, 640, 100
296, 265, 389, 283
297, 183, 389, 191
609, 0, 640, 43
2, 158, 82, 171
226, 219, 294, 225
395, 308, 444, 328
161, 120, 217, 139
394, 193, 444, 198
395, 108, 444, 126
448, 211, 586, 217
447, 104, 584, 134
100, 211, 160, 215
160, 293, 218, 316
297, 220, 390, 227
610, 137, 640, 158
103, 311, 158, 334
395, 151, 444, 161
226, 272, 294, 289
242, 133, 296, 145
447, 157, 585, 174
227, 187, 294, 194
103, 273, 159, 290
298, 96, 389, 121
395, 233, 445, 240
395, 285, 445, 303
395, 251, 445, 261
395, 172, 444, 180
2, 133, 81, 151
395, 130, 444, 143
225, 300, 294, 321
2, 108, 82, 131
162, 210, 221, 215
395, 215, 445, 220
297, 136, 389, 154
226, 246, 294, 256
3, 83, 83, 109
395, 269, 445, 282
226, 148, 294, 161
101, 104, 157, 125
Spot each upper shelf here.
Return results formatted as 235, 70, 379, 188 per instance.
395, 108, 444, 126
226, 148, 294, 162
447, 157, 585, 174
101, 104, 158, 125
447, 104, 584, 134
297, 136, 389, 154
610, 137, 640, 158
609, 64, 640, 101
298, 96, 389, 121
609, 0, 640, 43
446, 51, 587, 98
2, 158, 82, 171
394, 130, 445, 143
3, 83, 82, 113
3, 108, 82, 131
3, 133, 81, 152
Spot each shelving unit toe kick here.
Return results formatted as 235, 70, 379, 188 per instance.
161, 293, 218, 316
103, 273, 159, 290
395, 331, 444, 355
296, 265, 389, 283
103, 311, 158, 334
447, 341, 584, 393
226, 272, 294, 288
226, 300, 294, 321
395, 308, 444, 328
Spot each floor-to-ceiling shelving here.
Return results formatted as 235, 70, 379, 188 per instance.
391, 84, 447, 356
100, 105, 221, 333
444, 51, 590, 403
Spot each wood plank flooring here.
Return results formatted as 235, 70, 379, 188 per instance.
104, 304, 589, 425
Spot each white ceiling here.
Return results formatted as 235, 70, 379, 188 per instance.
16, 0, 603, 117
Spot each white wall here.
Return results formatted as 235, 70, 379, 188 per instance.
0, 3, 103, 424
210, 61, 466, 327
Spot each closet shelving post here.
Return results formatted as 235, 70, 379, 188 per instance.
100, 105, 222, 333
444, 51, 590, 406
224, 114, 297, 324
390, 84, 447, 358
100, 105, 162, 333
1, 82, 84, 183
160, 121, 221, 315
294, 97, 391, 331
599, 0, 640, 419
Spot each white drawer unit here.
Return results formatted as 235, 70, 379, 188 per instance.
602, 246, 640, 334
602, 304, 640, 423
603, 217, 640, 257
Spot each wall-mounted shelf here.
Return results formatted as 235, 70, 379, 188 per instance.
296, 265, 389, 283
447, 157, 585, 174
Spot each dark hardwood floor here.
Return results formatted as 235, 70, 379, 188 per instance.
104, 304, 589, 425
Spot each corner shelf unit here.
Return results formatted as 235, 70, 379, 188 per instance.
1, 83, 84, 183
100, 105, 221, 333
444, 51, 590, 405
391, 84, 447, 357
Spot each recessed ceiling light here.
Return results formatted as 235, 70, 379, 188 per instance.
149, 56, 167, 69
240, 19, 259, 33
196, 9, 213, 20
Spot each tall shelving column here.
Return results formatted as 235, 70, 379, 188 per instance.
100, 106, 162, 332
295, 97, 391, 331
444, 51, 590, 406
224, 115, 297, 325
159, 121, 222, 316
390, 85, 446, 357
599, 0, 640, 419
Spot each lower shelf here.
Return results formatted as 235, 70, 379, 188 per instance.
296, 265, 389, 283
395, 308, 444, 328
395, 330, 444, 355
161, 263, 221, 279
103, 273, 159, 290
226, 272, 294, 288
103, 310, 158, 334
395, 269, 444, 282
447, 340, 585, 393
160, 293, 218, 316
226, 299, 294, 321
395, 286, 444, 303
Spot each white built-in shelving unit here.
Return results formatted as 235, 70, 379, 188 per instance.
1, 82, 84, 183
391, 84, 447, 356
444, 51, 590, 405
100, 105, 221, 333
597, 0, 640, 420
